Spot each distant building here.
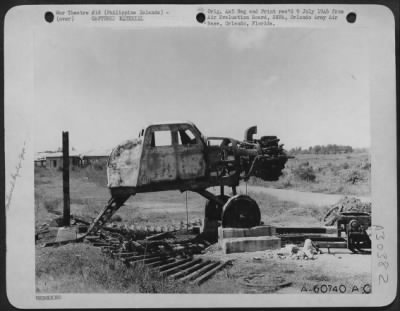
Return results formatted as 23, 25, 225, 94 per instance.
81, 149, 111, 167
45, 152, 82, 169
34, 154, 46, 167
35, 148, 112, 169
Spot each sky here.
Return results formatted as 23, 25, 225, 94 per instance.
33, 26, 370, 152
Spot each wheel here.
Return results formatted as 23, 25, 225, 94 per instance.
346, 219, 371, 254
221, 194, 261, 228
347, 232, 371, 254
204, 195, 230, 221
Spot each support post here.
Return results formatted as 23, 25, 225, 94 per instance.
62, 131, 70, 227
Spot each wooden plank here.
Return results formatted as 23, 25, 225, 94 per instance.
145, 231, 172, 241
85, 235, 101, 241
124, 253, 160, 262
92, 242, 111, 247
281, 235, 344, 242
190, 261, 229, 285
161, 259, 201, 276
158, 258, 192, 271
314, 241, 348, 248
178, 262, 219, 283
169, 261, 210, 280
142, 256, 165, 264
146, 258, 175, 268
276, 227, 331, 234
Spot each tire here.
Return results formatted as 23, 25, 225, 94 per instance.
221, 194, 261, 228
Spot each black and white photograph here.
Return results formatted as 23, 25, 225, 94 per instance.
4, 4, 397, 308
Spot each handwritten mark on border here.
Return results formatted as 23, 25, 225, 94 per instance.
6, 141, 26, 210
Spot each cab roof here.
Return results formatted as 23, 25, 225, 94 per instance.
142, 120, 196, 128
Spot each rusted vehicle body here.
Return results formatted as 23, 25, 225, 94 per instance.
86, 121, 289, 236
108, 121, 287, 195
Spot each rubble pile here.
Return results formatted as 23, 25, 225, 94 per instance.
88, 226, 211, 258
276, 239, 321, 260
36, 215, 230, 285
324, 196, 371, 226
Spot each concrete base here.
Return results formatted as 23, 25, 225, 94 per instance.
55, 227, 78, 242
218, 225, 276, 240
325, 226, 338, 235
221, 236, 281, 254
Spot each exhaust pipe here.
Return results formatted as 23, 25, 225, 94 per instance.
244, 125, 257, 142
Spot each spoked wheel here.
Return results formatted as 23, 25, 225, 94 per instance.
221, 194, 261, 228
205, 195, 230, 221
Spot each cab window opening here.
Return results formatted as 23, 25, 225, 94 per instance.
178, 129, 197, 145
151, 130, 172, 147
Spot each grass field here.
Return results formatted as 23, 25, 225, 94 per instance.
251, 153, 371, 196
36, 243, 192, 293
35, 166, 334, 229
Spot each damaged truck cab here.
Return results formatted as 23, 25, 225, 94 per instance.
108, 122, 210, 194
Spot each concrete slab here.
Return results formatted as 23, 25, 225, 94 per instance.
218, 225, 276, 240
325, 226, 338, 234
55, 227, 78, 242
222, 236, 281, 254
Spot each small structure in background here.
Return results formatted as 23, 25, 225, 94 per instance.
46, 151, 82, 169
80, 148, 111, 168
35, 147, 112, 169
34, 153, 47, 167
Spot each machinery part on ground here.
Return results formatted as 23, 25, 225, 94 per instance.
339, 213, 371, 253
321, 196, 371, 253
323, 196, 371, 226
221, 195, 261, 228
204, 195, 230, 221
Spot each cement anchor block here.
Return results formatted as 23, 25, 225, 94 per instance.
55, 226, 78, 242
221, 236, 281, 254
218, 225, 276, 240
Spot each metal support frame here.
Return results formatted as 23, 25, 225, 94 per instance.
194, 189, 225, 206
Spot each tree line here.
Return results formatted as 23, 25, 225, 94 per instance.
288, 144, 357, 155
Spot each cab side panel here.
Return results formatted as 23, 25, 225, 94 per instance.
176, 144, 206, 180
137, 126, 178, 185
139, 146, 177, 185
107, 139, 143, 188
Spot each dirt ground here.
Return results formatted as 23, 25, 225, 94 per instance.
194, 247, 371, 294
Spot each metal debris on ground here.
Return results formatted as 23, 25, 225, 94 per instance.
323, 196, 371, 226
86, 225, 229, 285
36, 216, 230, 285
276, 239, 321, 260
